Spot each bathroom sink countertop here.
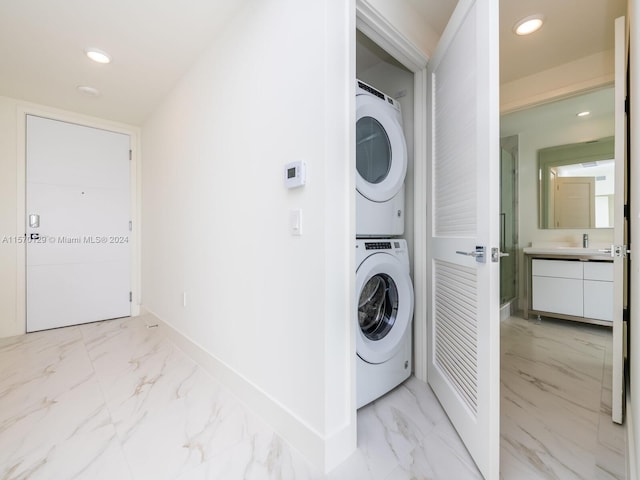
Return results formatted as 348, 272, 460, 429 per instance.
523, 245, 613, 259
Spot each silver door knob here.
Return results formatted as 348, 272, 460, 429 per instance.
456, 246, 486, 263
491, 247, 509, 262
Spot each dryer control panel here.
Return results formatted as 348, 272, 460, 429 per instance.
364, 241, 403, 250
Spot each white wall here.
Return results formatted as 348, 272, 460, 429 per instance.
141, 0, 353, 472
0, 97, 19, 337
501, 50, 615, 114
501, 105, 615, 309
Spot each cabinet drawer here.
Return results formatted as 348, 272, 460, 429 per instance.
583, 262, 614, 281
532, 276, 583, 317
531, 259, 583, 279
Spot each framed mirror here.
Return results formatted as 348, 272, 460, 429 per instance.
538, 137, 614, 229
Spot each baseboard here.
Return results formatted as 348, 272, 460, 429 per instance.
628, 388, 637, 480
139, 307, 351, 473
500, 300, 514, 322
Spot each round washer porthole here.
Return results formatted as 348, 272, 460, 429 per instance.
358, 272, 398, 341
356, 255, 413, 364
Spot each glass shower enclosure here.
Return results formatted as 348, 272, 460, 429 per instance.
500, 136, 518, 307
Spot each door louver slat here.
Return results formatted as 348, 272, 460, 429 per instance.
434, 259, 478, 415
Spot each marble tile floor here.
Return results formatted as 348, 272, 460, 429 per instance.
501, 315, 626, 480
0, 313, 626, 479
0, 314, 479, 480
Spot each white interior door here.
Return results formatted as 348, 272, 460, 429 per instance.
611, 15, 627, 424
426, 0, 500, 478
26, 115, 131, 332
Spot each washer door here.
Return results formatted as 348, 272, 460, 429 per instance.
356, 253, 414, 364
356, 95, 408, 203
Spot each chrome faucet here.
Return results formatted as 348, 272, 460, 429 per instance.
583, 233, 589, 248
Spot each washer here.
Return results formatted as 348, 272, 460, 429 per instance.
356, 79, 408, 237
356, 238, 414, 408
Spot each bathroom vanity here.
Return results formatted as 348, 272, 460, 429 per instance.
523, 247, 614, 326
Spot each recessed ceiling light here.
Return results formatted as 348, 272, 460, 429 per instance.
513, 15, 544, 36
77, 85, 101, 97
577, 111, 591, 117
85, 49, 111, 64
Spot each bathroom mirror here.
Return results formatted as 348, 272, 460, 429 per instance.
539, 137, 615, 229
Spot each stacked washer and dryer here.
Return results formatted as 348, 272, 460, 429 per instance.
355, 79, 414, 408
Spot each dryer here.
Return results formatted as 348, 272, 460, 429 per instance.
356, 79, 408, 237
356, 238, 414, 408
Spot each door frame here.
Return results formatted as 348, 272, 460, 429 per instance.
356, 0, 430, 381
16, 104, 141, 333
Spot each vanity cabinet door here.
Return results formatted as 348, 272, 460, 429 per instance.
584, 280, 614, 321
584, 262, 614, 321
532, 276, 583, 316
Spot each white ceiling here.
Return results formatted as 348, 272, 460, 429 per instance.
392, 0, 626, 84
499, 0, 626, 84
0, 0, 244, 125
0, 0, 628, 126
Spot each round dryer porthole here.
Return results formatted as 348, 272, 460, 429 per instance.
355, 95, 408, 203
356, 256, 414, 364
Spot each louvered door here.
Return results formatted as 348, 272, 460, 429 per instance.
426, 0, 500, 478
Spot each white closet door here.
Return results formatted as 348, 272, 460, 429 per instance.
26, 115, 131, 332
426, 0, 500, 478
612, 15, 627, 424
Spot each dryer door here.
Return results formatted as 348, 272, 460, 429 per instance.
356, 254, 414, 364
356, 95, 408, 202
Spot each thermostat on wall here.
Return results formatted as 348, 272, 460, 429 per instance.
284, 161, 306, 189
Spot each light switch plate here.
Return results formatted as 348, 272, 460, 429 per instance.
290, 209, 302, 236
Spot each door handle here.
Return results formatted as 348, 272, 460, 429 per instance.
491, 247, 509, 263
29, 214, 40, 228
600, 245, 630, 258
456, 246, 486, 263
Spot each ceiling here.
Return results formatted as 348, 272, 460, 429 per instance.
0, 0, 244, 125
0, 0, 628, 126
372, 0, 626, 84
499, 0, 626, 84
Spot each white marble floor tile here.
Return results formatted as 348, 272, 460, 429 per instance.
0, 372, 130, 480
177, 430, 324, 480
500, 316, 626, 480
0, 313, 627, 480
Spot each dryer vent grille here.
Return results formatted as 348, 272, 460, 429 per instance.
433, 259, 478, 416
358, 81, 385, 101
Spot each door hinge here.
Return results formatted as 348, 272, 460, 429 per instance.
129, 291, 132, 302
625, 96, 629, 114
625, 203, 630, 219
129, 149, 132, 161
623, 307, 630, 322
